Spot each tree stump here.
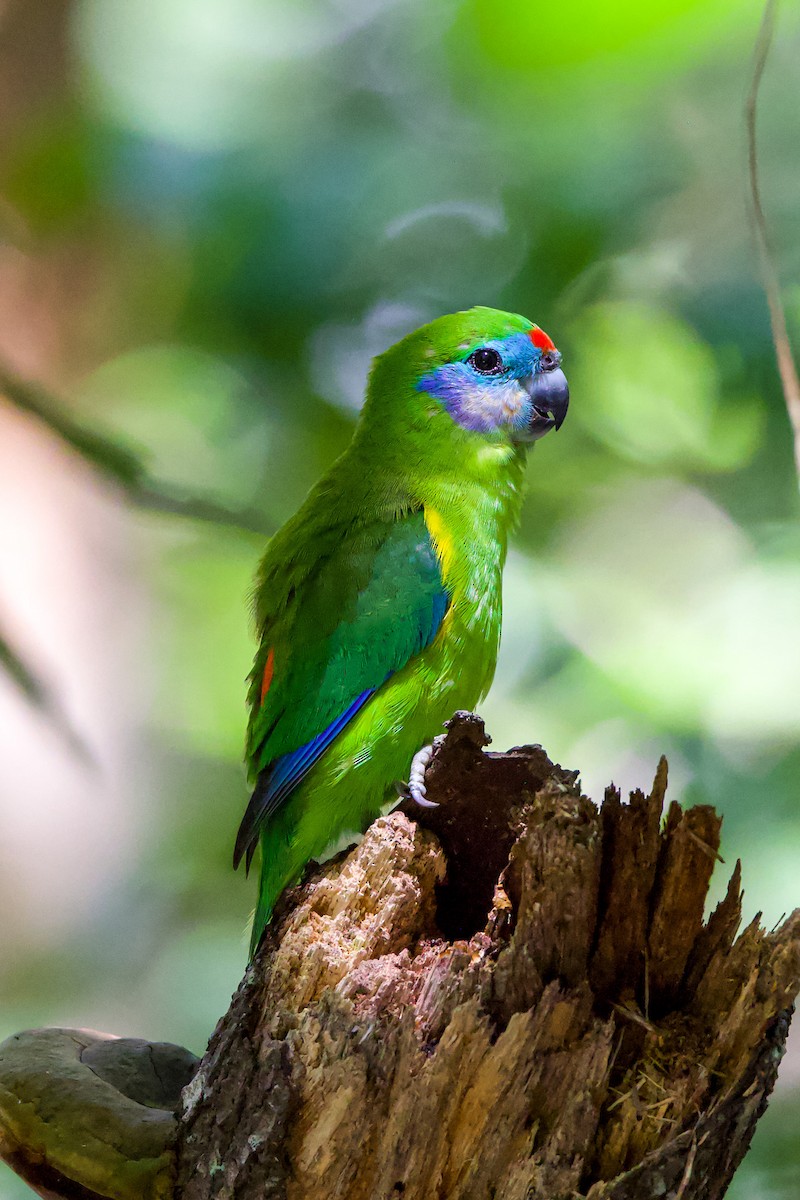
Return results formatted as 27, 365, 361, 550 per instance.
174, 714, 800, 1200
2, 713, 799, 1200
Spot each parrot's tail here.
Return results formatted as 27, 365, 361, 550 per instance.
249, 892, 273, 960
248, 822, 300, 959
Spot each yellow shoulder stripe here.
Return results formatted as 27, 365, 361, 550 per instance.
424, 506, 456, 584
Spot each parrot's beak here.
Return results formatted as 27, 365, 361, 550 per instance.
523, 351, 569, 440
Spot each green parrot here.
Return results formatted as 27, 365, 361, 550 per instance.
234, 306, 569, 954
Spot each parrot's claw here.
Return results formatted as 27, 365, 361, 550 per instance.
404, 738, 444, 808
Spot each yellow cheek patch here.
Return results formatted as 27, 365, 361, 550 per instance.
424, 506, 456, 584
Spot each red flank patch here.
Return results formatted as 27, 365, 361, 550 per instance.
260, 646, 275, 703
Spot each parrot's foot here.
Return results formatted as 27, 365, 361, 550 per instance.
398, 737, 446, 808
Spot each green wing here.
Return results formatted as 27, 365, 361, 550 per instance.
234, 509, 449, 868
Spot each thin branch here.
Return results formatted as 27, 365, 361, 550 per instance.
674, 1133, 699, 1200
131, 484, 271, 535
0, 367, 274, 536
0, 623, 93, 761
0, 627, 49, 709
745, 0, 800, 483
0, 366, 273, 751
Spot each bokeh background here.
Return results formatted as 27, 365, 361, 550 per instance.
0, 0, 798, 1194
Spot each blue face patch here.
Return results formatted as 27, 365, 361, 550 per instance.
417, 332, 544, 435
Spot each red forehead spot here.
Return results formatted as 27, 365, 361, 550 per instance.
529, 326, 556, 352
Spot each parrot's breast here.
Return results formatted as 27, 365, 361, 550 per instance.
420, 497, 508, 699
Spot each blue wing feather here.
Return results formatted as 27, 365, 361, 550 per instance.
239, 687, 376, 872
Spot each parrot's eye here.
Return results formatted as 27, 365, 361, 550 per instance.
468, 347, 503, 375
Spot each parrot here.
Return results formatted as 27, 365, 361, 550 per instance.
234, 306, 569, 955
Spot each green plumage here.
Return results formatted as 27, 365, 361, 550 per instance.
238, 307, 557, 954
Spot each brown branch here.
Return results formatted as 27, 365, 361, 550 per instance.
2, 715, 797, 1200
746, 0, 800, 481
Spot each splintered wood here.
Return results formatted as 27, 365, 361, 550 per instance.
175, 714, 800, 1200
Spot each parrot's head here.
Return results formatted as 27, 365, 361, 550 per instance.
365, 307, 568, 468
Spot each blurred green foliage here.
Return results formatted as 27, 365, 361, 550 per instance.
0, 0, 799, 1195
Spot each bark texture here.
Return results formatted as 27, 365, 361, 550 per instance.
172, 713, 800, 1200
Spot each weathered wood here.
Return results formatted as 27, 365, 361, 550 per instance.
173, 714, 800, 1200
2, 713, 798, 1200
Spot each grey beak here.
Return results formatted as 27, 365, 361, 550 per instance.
524, 350, 569, 439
